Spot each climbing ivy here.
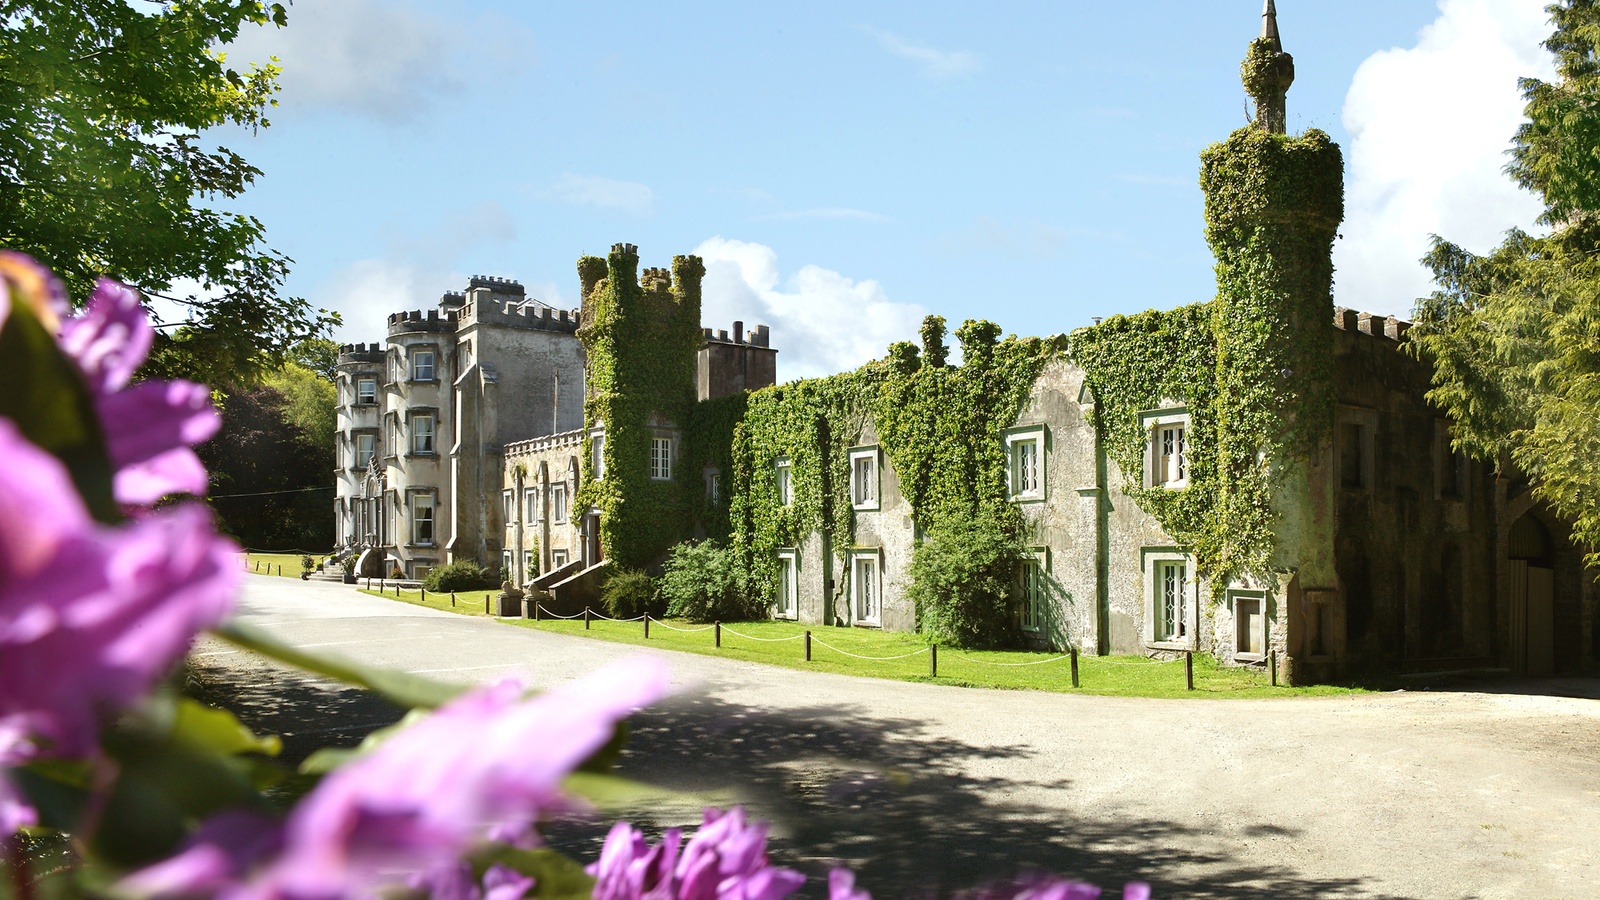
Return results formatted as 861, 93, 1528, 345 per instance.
575, 245, 705, 571
728, 317, 1053, 636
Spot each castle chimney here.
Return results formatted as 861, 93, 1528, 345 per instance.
733, 321, 744, 343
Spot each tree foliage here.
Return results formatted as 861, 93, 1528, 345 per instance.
264, 360, 336, 454
0, 0, 336, 387
1408, 0, 1600, 558
658, 541, 749, 622
907, 510, 1030, 649
198, 384, 330, 551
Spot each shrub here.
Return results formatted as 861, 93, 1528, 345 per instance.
907, 511, 1029, 649
658, 541, 753, 622
601, 569, 660, 619
423, 559, 496, 593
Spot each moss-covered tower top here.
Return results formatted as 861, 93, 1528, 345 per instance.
1244, 0, 1295, 134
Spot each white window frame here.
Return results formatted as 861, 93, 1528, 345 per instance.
1005, 426, 1046, 502
775, 457, 793, 507
384, 414, 398, 458
502, 490, 515, 527
1019, 548, 1048, 632
1229, 589, 1269, 661
356, 377, 377, 405
501, 550, 513, 579
411, 413, 436, 455
775, 549, 798, 620
590, 430, 607, 481
410, 348, 436, 382
1143, 549, 1198, 649
523, 550, 536, 582
524, 489, 538, 523
649, 436, 672, 481
851, 549, 882, 626
1140, 408, 1190, 490
551, 483, 568, 524
355, 432, 376, 470
705, 468, 721, 505
410, 492, 436, 547
550, 548, 568, 568
849, 446, 880, 511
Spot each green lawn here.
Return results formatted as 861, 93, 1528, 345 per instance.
242, 551, 326, 579
351, 587, 1365, 698
509, 616, 1367, 699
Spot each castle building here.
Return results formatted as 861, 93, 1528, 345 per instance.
334, 5, 1596, 682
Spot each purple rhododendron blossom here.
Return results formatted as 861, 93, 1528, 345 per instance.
964, 875, 1153, 900
54, 278, 219, 505
828, 869, 870, 900
0, 421, 239, 833
589, 807, 805, 900
407, 862, 536, 900
123, 658, 670, 900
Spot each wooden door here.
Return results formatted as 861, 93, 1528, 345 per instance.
1526, 566, 1555, 676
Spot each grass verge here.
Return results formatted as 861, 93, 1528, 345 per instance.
242, 551, 326, 579
354, 588, 1366, 698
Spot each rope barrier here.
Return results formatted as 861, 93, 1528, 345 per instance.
948, 652, 1074, 668
808, 636, 931, 661
719, 626, 804, 643
534, 605, 586, 620
643, 618, 717, 633
586, 610, 647, 622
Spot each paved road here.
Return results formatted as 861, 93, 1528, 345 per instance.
191, 575, 1600, 900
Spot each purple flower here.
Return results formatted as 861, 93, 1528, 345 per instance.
963, 875, 1153, 900
123, 658, 671, 899
828, 869, 870, 900
589, 807, 805, 900
0, 420, 239, 831
54, 278, 219, 505
408, 862, 536, 900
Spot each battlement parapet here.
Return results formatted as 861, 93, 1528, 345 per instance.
1333, 306, 1411, 341
467, 275, 525, 295
702, 321, 772, 348
457, 295, 582, 334
504, 428, 585, 456
387, 307, 459, 336
640, 266, 673, 291
337, 342, 386, 365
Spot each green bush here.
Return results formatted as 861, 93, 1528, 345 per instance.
908, 512, 1029, 649
602, 569, 660, 619
423, 560, 496, 593
658, 541, 753, 622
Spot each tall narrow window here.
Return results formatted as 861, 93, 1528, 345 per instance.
650, 437, 672, 480
853, 553, 879, 624
412, 494, 435, 545
411, 349, 435, 381
524, 489, 538, 523
523, 550, 536, 581
775, 551, 797, 619
1154, 424, 1186, 486
357, 377, 377, 404
412, 414, 435, 454
775, 458, 792, 507
1340, 423, 1365, 488
355, 433, 376, 470
1007, 433, 1042, 500
551, 483, 568, 524
707, 471, 721, 505
385, 418, 397, 458
502, 491, 514, 525
849, 448, 878, 510
1157, 560, 1187, 642
591, 433, 607, 480
1019, 554, 1045, 631
1234, 595, 1264, 657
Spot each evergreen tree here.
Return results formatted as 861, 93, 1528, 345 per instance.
1408, 0, 1600, 557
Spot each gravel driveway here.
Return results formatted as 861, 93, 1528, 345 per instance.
187, 575, 1600, 899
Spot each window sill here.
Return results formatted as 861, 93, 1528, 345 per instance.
1146, 640, 1193, 652
1234, 652, 1266, 663
404, 452, 438, 459
406, 378, 440, 386
649, 476, 673, 482
406, 543, 436, 550
852, 621, 881, 629
1147, 481, 1189, 491
851, 503, 881, 513
773, 611, 798, 621
1009, 493, 1045, 504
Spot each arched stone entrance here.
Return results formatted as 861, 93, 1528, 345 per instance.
1507, 513, 1555, 675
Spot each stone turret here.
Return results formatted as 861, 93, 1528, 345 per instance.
1245, 0, 1295, 134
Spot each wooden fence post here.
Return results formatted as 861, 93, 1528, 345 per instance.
1185, 650, 1195, 691
930, 644, 938, 678
714, 622, 721, 648
585, 607, 591, 629
805, 630, 812, 661
1070, 646, 1080, 688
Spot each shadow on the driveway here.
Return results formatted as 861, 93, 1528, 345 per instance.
549, 690, 1408, 900
186, 658, 1406, 900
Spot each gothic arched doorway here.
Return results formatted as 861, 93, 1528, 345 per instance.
1507, 513, 1555, 675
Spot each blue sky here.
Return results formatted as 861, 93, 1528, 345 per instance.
208, 0, 1556, 379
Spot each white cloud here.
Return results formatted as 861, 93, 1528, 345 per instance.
1334, 0, 1554, 316
225, 0, 512, 122
694, 237, 927, 381
545, 174, 655, 217
867, 29, 981, 80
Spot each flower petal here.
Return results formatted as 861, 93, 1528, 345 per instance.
98, 379, 219, 475
0, 419, 89, 580
57, 279, 154, 394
